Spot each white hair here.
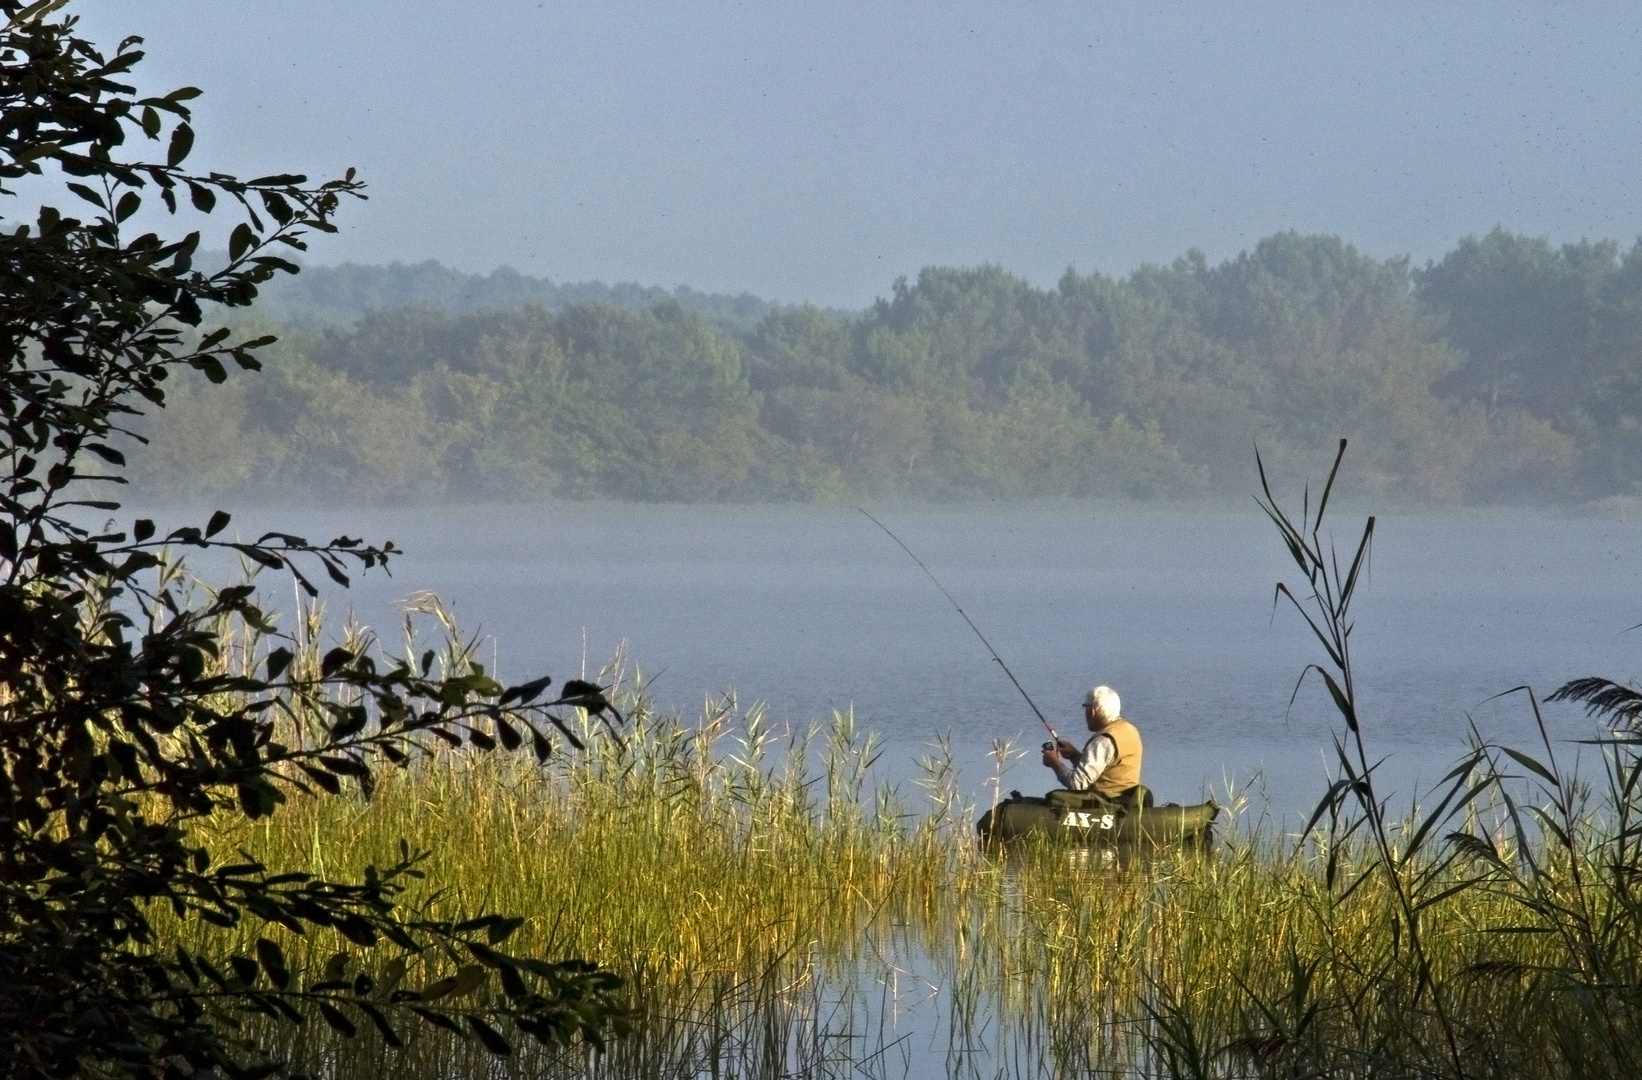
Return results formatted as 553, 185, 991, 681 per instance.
1086, 685, 1121, 722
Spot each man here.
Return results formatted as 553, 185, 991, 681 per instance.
1041, 685, 1143, 800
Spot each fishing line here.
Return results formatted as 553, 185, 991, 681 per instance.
860, 508, 1060, 741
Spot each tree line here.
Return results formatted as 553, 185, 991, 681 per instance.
133, 228, 1642, 505
254, 258, 782, 331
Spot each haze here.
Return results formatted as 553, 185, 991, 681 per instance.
74, 1, 1642, 308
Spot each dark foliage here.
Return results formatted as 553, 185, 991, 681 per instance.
0, 3, 626, 1076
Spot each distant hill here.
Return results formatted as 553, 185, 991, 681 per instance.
254, 259, 787, 330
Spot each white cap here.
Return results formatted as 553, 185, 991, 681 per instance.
1083, 685, 1121, 721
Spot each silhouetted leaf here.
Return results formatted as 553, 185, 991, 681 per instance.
318, 1002, 356, 1038
265, 647, 293, 680
356, 1001, 403, 1047
337, 917, 377, 947
449, 964, 487, 997
467, 1015, 511, 1055
412, 1008, 463, 1034
322, 952, 349, 983
228, 221, 255, 261
167, 122, 194, 166
498, 962, 528, 999
229, 955, 259, 986
381, 957, 408, 991
487, 916, 525, 945
195, 354, 227, 383
255, 939, 289, 989
559, 679, 608, 712
296, 763, 341, 794
500, 674, 552, 706
65, 181, 103, 208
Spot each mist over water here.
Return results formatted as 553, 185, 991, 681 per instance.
154, 502, 1642, 827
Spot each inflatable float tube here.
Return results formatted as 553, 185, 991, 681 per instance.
977, 788, 1219, 849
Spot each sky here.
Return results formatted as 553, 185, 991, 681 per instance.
70, 1, 1642, 308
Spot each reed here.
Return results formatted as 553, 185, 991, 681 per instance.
146, 560, 1642, 1078
151, 658, 1642, 1079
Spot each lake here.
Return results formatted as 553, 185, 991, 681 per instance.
151, 501, 1642, 829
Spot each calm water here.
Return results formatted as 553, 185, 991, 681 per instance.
158, 502, 1642, 828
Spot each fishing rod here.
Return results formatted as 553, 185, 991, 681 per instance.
860, 508, 1061, 742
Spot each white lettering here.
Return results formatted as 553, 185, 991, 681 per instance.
1100, 814, 1116, 829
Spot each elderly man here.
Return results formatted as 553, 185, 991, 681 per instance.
1041, 685, 1144, 801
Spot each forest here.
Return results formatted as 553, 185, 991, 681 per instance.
132, 228, 1642, 505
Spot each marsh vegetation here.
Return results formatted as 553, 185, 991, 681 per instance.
158, 564, 1642, 1080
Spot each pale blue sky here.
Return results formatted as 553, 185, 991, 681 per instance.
74, 1, 1642, 307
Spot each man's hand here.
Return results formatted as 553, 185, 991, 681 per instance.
1043, 738, 1079, 770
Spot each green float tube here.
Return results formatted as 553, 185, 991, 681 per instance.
977, 787, 1219, 849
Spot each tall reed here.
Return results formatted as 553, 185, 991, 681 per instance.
1125, 440, 1642, 1079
